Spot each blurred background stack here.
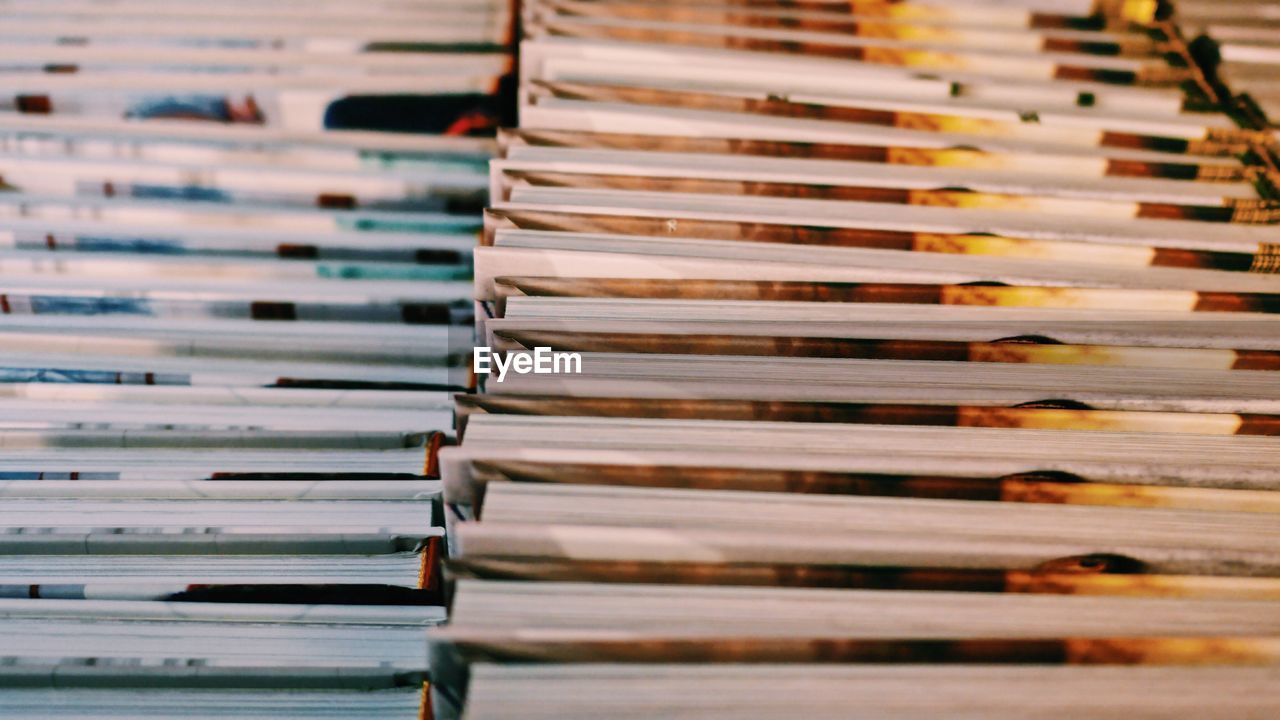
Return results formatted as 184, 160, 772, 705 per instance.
1178, 0, 1280, 122
0, 1, 512, 717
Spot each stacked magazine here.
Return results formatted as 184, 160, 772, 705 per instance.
0, 1, 510, 717
431, 0, 1280, 718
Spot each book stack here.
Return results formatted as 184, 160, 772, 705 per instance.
0, 1, 511, 717
430, 0, 1280, 718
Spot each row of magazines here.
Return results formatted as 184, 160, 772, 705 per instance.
0, 0, 506, 718
3, 0, 1280, 719
431, 0, 1280, 719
